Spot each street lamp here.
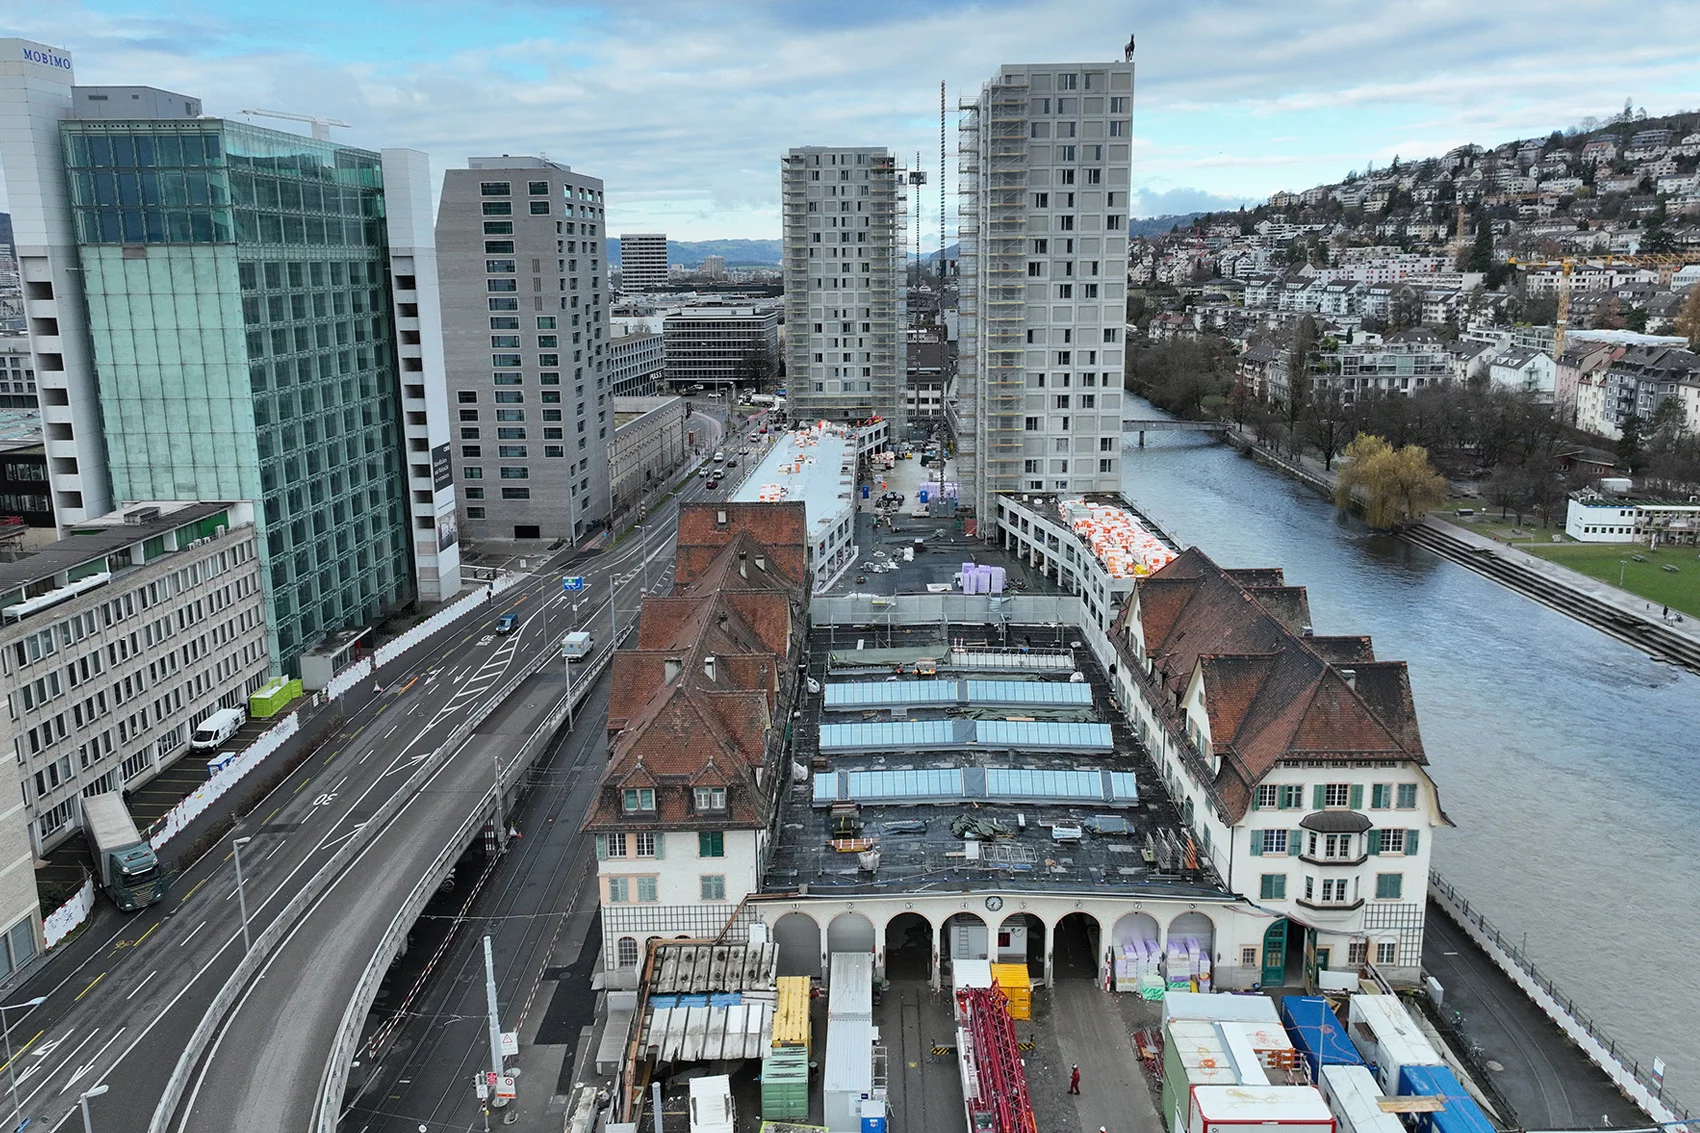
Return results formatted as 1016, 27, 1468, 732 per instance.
2, 995, 44, 1132
77, 1084, 107, 1133
233, 836, 253, 954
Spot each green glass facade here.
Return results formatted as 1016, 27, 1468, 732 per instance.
61, 120, 413, 671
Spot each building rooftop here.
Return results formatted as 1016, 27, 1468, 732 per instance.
763, 625, 1223, 899
0, 500, 241, 612
731, 425, 856, 548
1006, 492, 1182, 580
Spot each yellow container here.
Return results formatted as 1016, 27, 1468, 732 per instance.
990, 963, 1032, 1020
773, 975, 812, 1056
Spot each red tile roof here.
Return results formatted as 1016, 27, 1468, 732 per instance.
585, 516, 807, 834
675, 503, 808, 588
1118, 546, 1434, 824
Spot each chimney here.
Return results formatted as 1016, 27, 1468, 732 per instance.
664, 657, 682, 684
1339, 667, 1357, 691
1301, 624, 1313, 636
705, 655, 717, 681
718, 612, 729, 632
755, 552, 767, 572
739, 551, 748, 579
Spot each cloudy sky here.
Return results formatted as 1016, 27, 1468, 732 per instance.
5, 0, 1700, 243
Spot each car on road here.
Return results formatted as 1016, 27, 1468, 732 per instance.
726, 459, 738, 468
706, 476, 721, 490
698, 467, 710, 477
712, 450, 725, 463
495, 613, 519, 634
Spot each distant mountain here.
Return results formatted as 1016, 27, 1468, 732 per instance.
608, 238, 782, 268
912, 243, 960, 262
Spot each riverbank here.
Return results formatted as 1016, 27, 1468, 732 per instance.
1221, 427, 1700, 674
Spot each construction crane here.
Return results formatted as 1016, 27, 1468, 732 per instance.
238, 107, 349, 141
1507, 252, 1695, 357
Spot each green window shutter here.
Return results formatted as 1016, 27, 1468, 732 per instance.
1250, 791, 1262, 810
699, 831, 712, 857
1349, 784, 1364, 810
1250, 833, 1263, 857
1407, 829, 1419, 854
594, 834, 607, 861
1292, 830, 1304, 854
1313, 784, 1327, 810
1367, 829, 1382, 855
653, 832, 666, 860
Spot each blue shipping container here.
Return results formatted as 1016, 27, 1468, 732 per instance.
1397, 1064, 1496, 1133
1280, 995, 1365, 1081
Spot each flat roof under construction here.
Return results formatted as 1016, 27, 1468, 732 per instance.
817, 718, 1112, 753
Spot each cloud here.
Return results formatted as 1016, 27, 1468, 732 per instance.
1130, 186, 1261, 218
1, 1, 1698, 239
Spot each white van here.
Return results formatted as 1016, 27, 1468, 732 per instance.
190, 707, 245, 751
560, 631, 594, 661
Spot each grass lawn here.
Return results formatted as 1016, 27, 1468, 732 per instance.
1522, 542, 1700, 619
1439, 500, 1561, 546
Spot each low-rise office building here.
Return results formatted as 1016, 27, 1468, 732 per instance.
0, 501, 270, 853
608, 329, 665, 397
610, 395, 688, 515
1565, 493, 1700, 544
730, 423, 858, 592
663, 307, 780, 394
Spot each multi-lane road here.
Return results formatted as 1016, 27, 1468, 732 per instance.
0, 435, 747, 1133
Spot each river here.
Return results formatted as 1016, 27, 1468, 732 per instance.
1119, 403, 1698, 1099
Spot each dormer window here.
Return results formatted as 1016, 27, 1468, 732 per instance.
622, 788, 655, 813
694, 786, 727, 811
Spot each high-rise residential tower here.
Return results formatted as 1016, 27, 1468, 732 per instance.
619, 232, 668, 289
957, 62, 1133, 519
437, 157, 612, 542
781, 147, 906, 429
0, 39, 459, 671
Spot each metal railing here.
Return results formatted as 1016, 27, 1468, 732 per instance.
149, 612, 632, 1133
1429, 871, 1692, 1123
315, 641, 621, 1130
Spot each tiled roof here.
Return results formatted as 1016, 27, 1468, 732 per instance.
675, 502, 808, 587
585, 515, 807, 834
1122, 547, 1429, 824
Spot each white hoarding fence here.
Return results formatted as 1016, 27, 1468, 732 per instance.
43, 876, 96, 950
147, 713, 302, 849
323, 656, 374, 701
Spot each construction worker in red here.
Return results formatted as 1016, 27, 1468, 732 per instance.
1068, 1065, 1080, 1094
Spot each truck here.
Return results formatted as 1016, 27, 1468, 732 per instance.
560, 630, 594, 661
82, 793, 167, 911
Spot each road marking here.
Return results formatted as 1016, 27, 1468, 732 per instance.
294, 777, 311, 793
178, 877, 209, 904
180, 920, 206, 947
73, 973, 104, 1002
383, 725, 398, 739
264, 807, 280, 823
125, 970, 156, 1001
0, 1030, 42, 1074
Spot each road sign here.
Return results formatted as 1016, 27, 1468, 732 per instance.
562, 576, 585, 592
501, 1030, 519, 1057
486, 1070, 500, 1086
474, 1077, 489, 1101
497, 1075, 517, 1100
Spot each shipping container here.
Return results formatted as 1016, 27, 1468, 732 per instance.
1346, 995, 1444, 1094
760, 1047, 810, 1120
823, 1017, 875, 1133
1318, 1065, 1405, 1133
1163, 991, 1280, 1026
1187, 1085, 1335, 1133
828, 952, 873, 1021
773, 975, 813, 1057
1162, 1020, 1242, 1133
1397, 1065, 1496, 1133
1281, 996, 1365, 1081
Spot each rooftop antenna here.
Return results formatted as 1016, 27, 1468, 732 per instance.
939, 80, 947, 287
239, 107, 350, 141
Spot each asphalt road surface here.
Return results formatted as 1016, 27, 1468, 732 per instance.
0, 473, 712, 1133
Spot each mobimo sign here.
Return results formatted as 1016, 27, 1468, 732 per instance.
20, 45, 73, 71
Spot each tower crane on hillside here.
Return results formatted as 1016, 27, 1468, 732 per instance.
238, 107, 350, 141
1506, 253, 1691, 357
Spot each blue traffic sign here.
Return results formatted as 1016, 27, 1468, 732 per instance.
562, 576, 585, 592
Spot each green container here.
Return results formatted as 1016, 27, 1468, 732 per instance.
760, 1048, 810, 1120
249, 675, 303, 719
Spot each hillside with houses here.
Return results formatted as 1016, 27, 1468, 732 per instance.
1125, 110, 1700, 487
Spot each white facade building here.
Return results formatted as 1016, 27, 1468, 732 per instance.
608, 329, 665, 397
620, 233, 668, 290
958, 60, 1133, 520
1565, 495, 1700, 544
729, 424, 858, 592
782, 147, 907, 429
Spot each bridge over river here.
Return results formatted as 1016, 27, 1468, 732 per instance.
1121, 418, 1231, 446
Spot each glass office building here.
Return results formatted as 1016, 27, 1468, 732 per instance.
60, 119, 413, 667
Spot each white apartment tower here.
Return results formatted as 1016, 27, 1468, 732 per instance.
958, 62, 1133, 520
782, 147, 907, 429
620, 233, 668, 289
